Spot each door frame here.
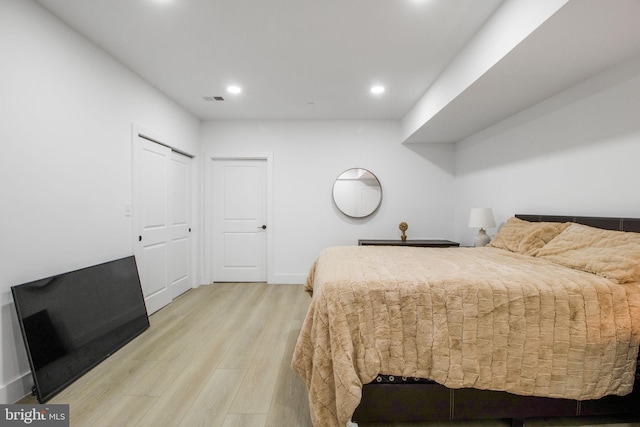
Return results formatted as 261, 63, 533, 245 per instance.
204, 152, 273, 284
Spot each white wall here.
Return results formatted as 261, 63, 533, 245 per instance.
0, 0, 200, 403
454, 55, 640, 246
201, 120, 456, 283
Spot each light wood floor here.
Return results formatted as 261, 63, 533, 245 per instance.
18, 283, 640, 427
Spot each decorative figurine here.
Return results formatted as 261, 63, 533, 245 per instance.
399, 222, 408, 241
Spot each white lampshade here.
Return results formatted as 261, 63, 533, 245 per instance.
468, 208, 496, 228
468, 208, 496, 247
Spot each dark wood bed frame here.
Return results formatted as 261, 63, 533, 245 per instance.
352, 215, 640, 426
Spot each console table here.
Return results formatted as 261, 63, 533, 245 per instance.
358, 239, 459, 247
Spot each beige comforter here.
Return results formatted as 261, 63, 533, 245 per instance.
291, 246, 640, 427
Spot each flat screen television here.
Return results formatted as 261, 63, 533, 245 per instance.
11, 255, 149, 403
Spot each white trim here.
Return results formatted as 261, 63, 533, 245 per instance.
269, 273, 306, 285
205, 152, 274, 284
1, 372, 32, 404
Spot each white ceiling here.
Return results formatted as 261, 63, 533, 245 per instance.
33, 0, 640, 141
34, 0, 504, 120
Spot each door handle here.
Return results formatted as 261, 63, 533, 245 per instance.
258, 225, 267, 230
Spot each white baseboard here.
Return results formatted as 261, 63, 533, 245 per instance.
1, 372, 33, 404
269, 273, 306, 284
199, 274, 306, 286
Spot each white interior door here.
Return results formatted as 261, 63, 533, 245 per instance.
170, 151, 193, 299
133, 136, 172, 314
212, 159, 267, 282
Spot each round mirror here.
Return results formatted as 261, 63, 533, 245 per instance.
332, 168, 382, 218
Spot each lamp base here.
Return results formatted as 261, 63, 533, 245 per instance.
474, 228, 491, 247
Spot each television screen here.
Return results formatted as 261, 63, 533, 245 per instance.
11, 256, 149, 403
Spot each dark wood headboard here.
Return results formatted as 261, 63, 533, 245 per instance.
516, 214, 640, 233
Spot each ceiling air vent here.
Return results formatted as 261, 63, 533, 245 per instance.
203, 96, 225, 101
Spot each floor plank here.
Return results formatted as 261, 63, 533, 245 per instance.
222, 413, 267, 427
177, 368, 245, 427
91, 395, 157, 427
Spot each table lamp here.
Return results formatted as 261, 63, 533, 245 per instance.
468, 208, 496, 247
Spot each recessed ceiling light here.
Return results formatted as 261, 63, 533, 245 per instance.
227, 85, 242, 94
370, 85, 385, 95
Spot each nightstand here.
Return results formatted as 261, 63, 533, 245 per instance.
358, 239, 460, 248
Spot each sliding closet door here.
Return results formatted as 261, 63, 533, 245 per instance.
133, 137, 172, 314
133, 132, 193, 314
169, 151, 193, 299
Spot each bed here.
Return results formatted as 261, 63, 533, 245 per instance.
291, 215, 640, 427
